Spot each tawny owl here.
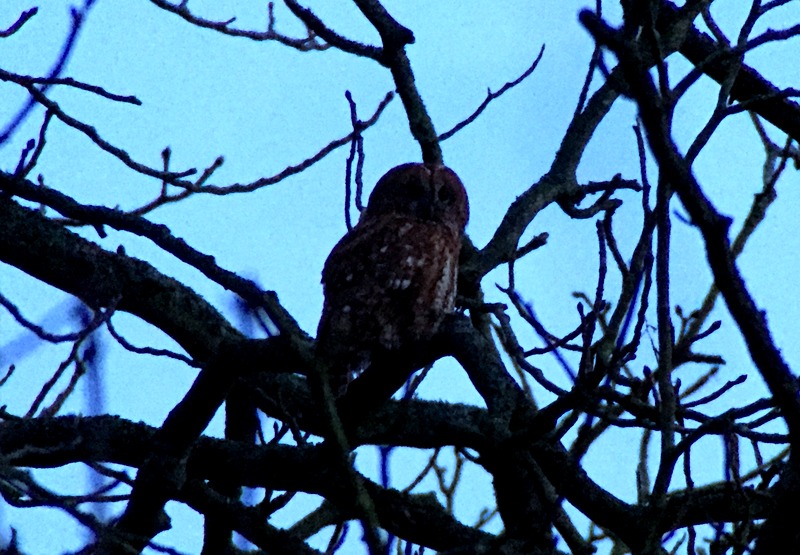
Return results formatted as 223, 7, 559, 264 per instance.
316, 163, 469, 380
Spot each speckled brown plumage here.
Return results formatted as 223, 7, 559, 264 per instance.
316, 163, 469, 377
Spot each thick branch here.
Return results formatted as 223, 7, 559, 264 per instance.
350, 0, 440, 163
5, 413, 776, 548
1, 415, 491, 552
0, 172, 305, 338
0, 192, 234, 361
669, 1, 800, 142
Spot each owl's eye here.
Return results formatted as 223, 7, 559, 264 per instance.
437, 186, 454, 204
407, 180, 427, 198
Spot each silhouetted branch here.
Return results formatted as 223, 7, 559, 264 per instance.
149, 0, 330, 51
439, 46, 546, 142
0, 71, 141, 104
0, 8, 38, 38
582, 8, 800, 440
0, 1, 97, 145
284, 0, 381, 59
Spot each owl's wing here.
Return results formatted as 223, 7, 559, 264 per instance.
321, 215, 416, 298
320, 213, 458, 346
317, 217, 411, 358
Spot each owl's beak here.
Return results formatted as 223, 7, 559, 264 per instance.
419, 187, 437, 220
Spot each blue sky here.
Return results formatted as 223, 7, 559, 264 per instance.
1, 1, 799, 553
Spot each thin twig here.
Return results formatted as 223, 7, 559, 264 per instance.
439, 45, 545, 141
0, 8, 38, 37
149, 0, 330, 51
0, 292, 116, 344
0, 1, 97, 145
2, 72, 141, 104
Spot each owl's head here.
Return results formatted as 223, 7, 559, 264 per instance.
362, 163, 469, 232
